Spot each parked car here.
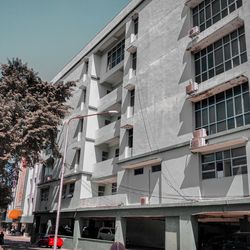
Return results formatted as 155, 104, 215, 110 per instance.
37, 235, 63, 248
82, 226, 99, 239
97, 227, 115, 241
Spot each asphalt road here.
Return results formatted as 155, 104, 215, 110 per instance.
0, 235, 70, 250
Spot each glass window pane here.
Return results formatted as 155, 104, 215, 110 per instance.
226, 99, 234, 117
208, 53, 214, 68
245, 113, 250, 125
243, 93, 250, 112
216, 161, 223, 171
239, 35, 246, 52
209, 106, 215, 123
236, 115, 243, 127
216, 101, 226, 121
195, 111, 201, 128
202, 163, 215, 171
202, 154, 215, 163
231, 39, 239, 56
224, 43, 231, 60
217, 120, 226, 132
227, 118, 235, 129
202, 172, 216, 179
241, 52, 247, 64
202, 108, 208, 126
224, 160, 232, 177
224, 150, 231, 159
235, 96, 242, 115
232, 147, 246, 157
195, 60, 201, 75
212, 0, 220, 15
232, 157, 247, 166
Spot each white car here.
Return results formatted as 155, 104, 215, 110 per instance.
97, 227, 115, 241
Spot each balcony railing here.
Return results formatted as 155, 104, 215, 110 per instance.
98, 85, 122, 113
95, 120, 121, 146
79, 193, 127, 208
92, 157, 119, 180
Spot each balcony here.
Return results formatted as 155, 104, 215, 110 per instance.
92, 157, 119, 180
99, 61, 124, 85
98, 85, 122, 113
79, 193, 127, 208
95, 120, 121, 146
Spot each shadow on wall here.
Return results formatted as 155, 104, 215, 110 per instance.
178, 98, 193, 136
178, 5, 191, 41
178, 5, 194, 85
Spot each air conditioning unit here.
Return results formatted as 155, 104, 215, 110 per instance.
186, 81, 198, 95
140, 196, 149, 205
193, 128, 207, 138
190, 138, 206, 149
46, 175, 52, 181
189, 26, 200, 38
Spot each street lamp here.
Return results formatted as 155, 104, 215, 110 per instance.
53, 110, 118, 249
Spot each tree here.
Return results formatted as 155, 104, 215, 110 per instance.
0, 58, 75, 208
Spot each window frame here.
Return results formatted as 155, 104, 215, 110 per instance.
194, 82, 250, 135
192, 0, 243, 33
201, 146, 247, 180
194, 26, 247, 83
107, 39, 125, 71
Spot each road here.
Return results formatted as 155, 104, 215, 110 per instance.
0, 235, 70, 250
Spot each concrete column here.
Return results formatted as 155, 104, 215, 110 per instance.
73, 218, 80, 250
115, 216, 126, 245
179, 215, 198, 250
165, 216, 179, 250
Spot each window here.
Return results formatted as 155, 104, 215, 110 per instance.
128, 129, 133, 148
112, 183, 117, 194
134, 168, 143, 175
134, 16, 138, 35
102, 151, 109, 161
152, 164, 161, 172
98, 186, 105, 196
72, 149, 81, 169
115, 148, 119, 157
130, 89, 135, 107
132, 52, 137, 71
85, 61, 89, 74
104, 119, 111, 126
193, 0, 242, 32
68, 183, 75, 198
107, 39, 125, 70
79, 119, 84, 133
194, 26, 247, 83
82, 89, 86, 104
195, 82, 250, 135
62, 185, 67, 199
201, 146, 247, 180
41, 188, 49, 201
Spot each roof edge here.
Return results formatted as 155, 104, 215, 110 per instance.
51, 0, 144, 84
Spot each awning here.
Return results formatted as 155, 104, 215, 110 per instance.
8, 209, 22, 220
188, 75, 248, 103
122, 158, 162, 169
91, 176, 117, 184
191, 137, 248, 153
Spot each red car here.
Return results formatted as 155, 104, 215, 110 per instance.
37, 235, 63, 248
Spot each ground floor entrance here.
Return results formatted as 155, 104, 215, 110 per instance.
198, 211, 250, 250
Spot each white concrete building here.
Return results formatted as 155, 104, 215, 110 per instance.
33, 0, 250, 249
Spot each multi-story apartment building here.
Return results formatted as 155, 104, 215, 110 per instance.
33, 0, 250, 249
3, 159, 39, 236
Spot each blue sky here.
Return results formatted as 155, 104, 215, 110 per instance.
0, 0, 131, 81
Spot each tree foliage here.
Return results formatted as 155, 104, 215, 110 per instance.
0, 58, 75, 208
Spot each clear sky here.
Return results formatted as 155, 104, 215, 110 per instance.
0, 0, 131, 81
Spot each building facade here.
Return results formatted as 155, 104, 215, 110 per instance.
33, 0, 250, 249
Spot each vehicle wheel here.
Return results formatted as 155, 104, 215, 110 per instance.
58, 247, 61, 249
